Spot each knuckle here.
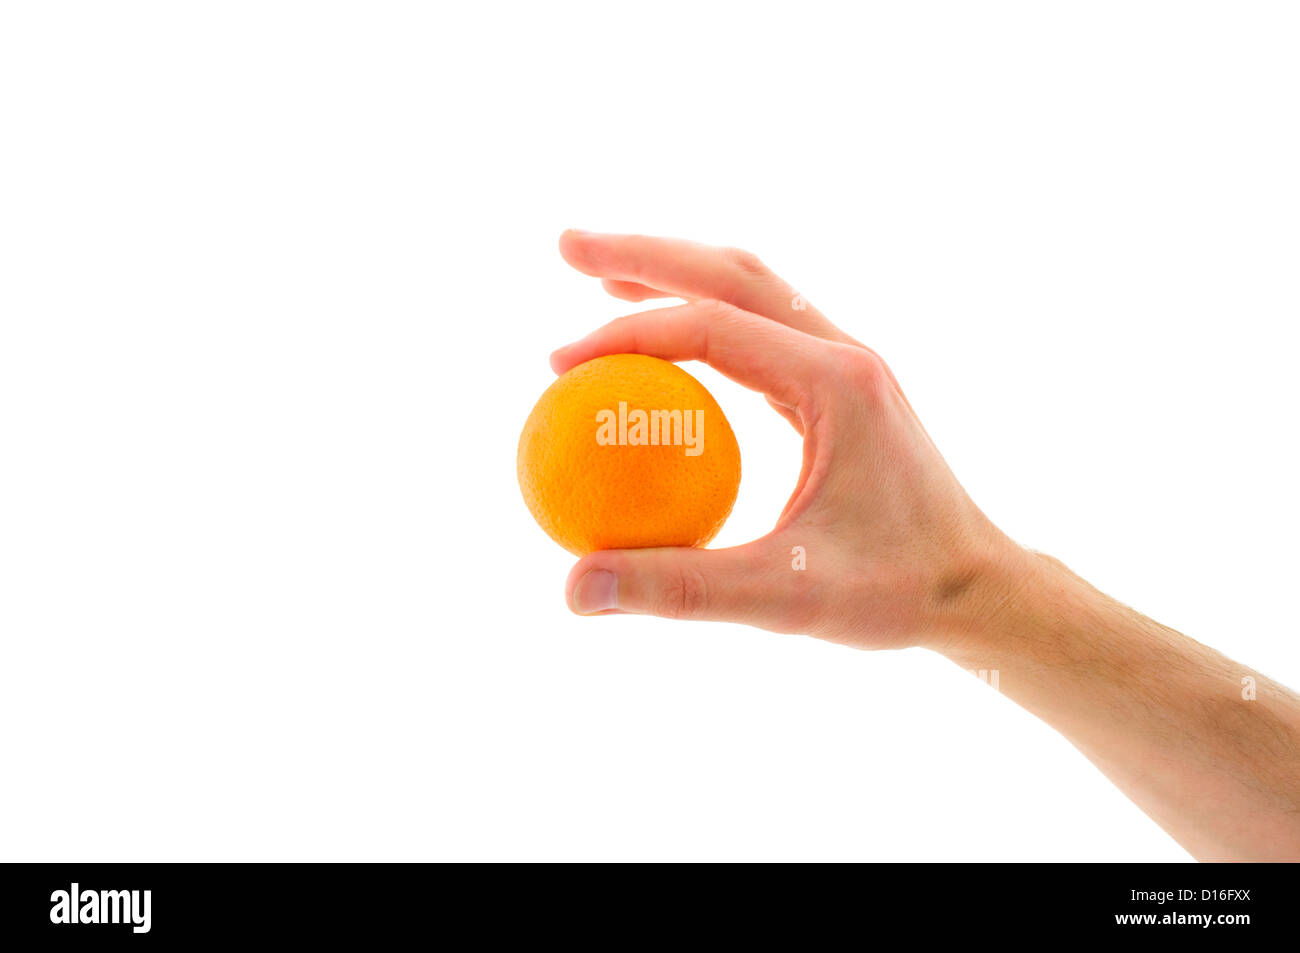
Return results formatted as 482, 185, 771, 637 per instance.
700, 297, 743, 323
836, 345, 890, 395
724, 246, 768, 278
659, 564, 709, 620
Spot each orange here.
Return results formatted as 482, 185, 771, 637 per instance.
518, 354, 742, 556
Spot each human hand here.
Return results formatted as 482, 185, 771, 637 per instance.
551, 230, 1026, 651
551, 231, 1300, 860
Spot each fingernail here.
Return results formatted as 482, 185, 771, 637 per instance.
573, 570, 618, 614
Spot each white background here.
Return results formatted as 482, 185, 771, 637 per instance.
2, 2, 1296, 861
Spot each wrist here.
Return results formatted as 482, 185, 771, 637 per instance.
924, 536, 1064, 664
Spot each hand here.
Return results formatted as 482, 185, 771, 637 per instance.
551, 230, 1023, 651
551, 230, 1300, 860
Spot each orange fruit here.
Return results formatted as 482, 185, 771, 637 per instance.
518, 354, 742, 556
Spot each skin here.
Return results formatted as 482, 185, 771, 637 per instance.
551, 229, 1300, 862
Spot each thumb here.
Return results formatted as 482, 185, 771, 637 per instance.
565, 543, 787, 625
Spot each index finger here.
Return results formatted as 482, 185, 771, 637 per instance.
550, 299, 825, 415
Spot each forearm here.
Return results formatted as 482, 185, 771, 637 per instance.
940, 547, 1300, 861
